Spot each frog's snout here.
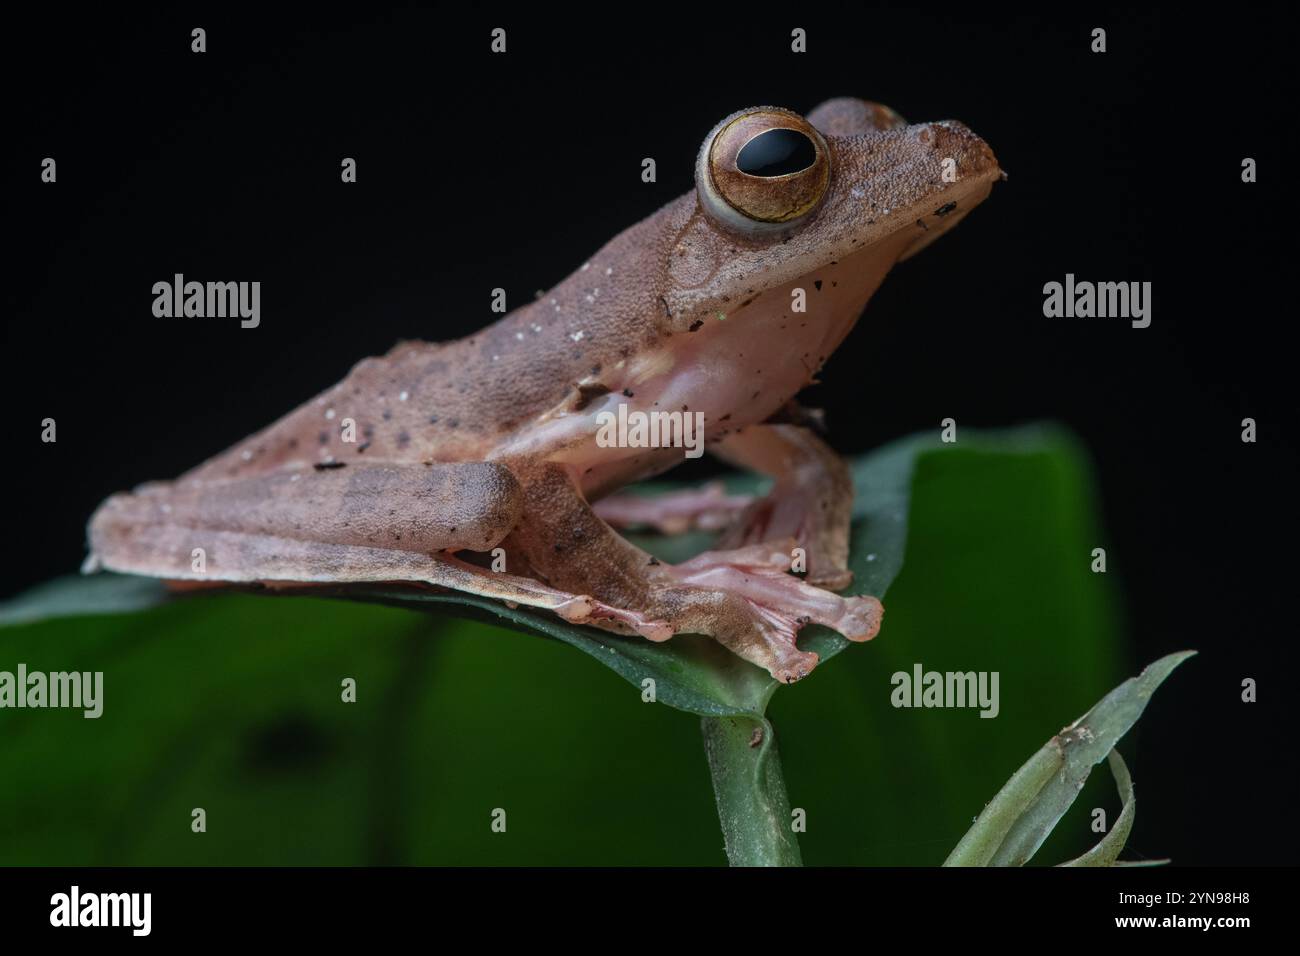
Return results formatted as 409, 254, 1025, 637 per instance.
913, 120, 1001, 178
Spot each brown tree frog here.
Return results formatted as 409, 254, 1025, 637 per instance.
87, 98, 1002, 682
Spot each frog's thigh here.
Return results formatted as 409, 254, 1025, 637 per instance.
710, 424, 854, 590
88, 461, 523, 574
89, 462, 686, 632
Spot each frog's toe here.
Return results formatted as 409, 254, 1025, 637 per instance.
748, 603, 822, 683
672, 543, 881, 639
648, 542, 883, 680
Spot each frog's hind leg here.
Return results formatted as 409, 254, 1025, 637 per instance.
508, 464, 881, 683
88, 460, 524, 569
101, 523, 672, 639
85, 460, 674, 640
710, 423, 855, 591
592, 482, 753, 535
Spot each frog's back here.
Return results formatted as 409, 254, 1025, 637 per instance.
179, 334, 548, 481
183, 202, 688, 482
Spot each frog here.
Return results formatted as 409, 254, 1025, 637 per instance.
86, 97, 1002, 683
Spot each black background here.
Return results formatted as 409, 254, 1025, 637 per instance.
3, 6, 1294, 865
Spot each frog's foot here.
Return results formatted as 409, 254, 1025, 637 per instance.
653, 541, 882, 682
592, 482, 753, 535
508, 463, 880, 683
509, 539, 880, 681
711, 424, 854, 591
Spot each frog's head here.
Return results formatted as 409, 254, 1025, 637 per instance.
659, 97, 1002, 328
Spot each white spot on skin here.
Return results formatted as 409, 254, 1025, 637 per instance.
604, 267, 613, 276
241, 449, 253, 461
325, 408, 335, 420
866, 553, 878, 562
399, 391, 409, 402
570, 330, 585, 342
530, 323, 542, 333
161, 503, 172, 514
585, 294, 595, 304
290, 473, 301, 482
515, 332, 525, 340
581, 262, 591, 271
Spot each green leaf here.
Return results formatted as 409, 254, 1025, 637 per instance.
0, 423, 1076, 720
0, 422, 1125, 865
1059, 749, 1136, 867
0, 573, 170, 627
944, 651, 1195, 867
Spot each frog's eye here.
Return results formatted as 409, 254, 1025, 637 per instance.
695, 107, 831, 236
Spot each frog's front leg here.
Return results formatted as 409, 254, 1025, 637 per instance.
506, 463, 880, 682
709, 424, 855, 591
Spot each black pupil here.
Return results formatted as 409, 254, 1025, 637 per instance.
736, 128, 817, 177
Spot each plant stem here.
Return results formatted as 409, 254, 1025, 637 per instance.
700, 715, 802, 866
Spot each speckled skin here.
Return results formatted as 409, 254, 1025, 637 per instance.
88, 98, 1002, 681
